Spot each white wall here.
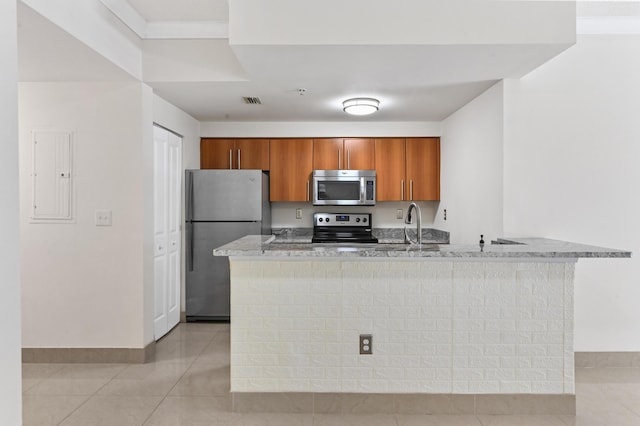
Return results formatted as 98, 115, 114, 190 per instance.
153, 93, 201, 313
503, 35, 640, 351
154, 94, 200, 171
1, 0, 22, 422
20, 82, 150, 349
436, 82, 505, 244
230, 0, 575, 45
200, 121, 441, 139
21, 0, 142, 79
143, 39, 246, 83
141, 84, 155, 346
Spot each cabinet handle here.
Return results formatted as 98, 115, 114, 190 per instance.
307, 180, 310, 201
347, 150, 351, 169
338, 151, 341, 169
401, 180, 404, 201
229, 149, 232, 169
237, 149, 241, 169
410, 180, 414, 201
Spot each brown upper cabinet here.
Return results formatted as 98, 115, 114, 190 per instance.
374, 137, 440, 201
374, 138, 406, 201
313, 138, 375, 170
406, 138, 440, 201
200, 138, 269, 170
269, 139, 314, 202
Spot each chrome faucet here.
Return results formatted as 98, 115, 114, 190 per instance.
404, 202, 422, 244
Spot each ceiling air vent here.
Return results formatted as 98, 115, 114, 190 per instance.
242, 96, 262, 105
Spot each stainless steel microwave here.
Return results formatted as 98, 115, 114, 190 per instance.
312, 170, 376, 206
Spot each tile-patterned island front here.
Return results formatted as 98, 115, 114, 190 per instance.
214, 236, 630, 414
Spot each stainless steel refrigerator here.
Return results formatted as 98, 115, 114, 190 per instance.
185, 169, 270, 321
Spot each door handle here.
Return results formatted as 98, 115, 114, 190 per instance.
186, 171, 194, 221
187, 222, 194, 271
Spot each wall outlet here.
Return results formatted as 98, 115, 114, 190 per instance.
95, 210, 112, 226
296, 208, 303, 219
396, 209, 403, 220
359, 334, 372, 355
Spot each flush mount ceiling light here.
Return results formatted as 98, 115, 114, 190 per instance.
342, 97, 380, 116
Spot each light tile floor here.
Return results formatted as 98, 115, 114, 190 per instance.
21, 323, 640, 425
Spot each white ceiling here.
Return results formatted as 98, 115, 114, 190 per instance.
128, 0, 229, 22
16, 0, 588, 123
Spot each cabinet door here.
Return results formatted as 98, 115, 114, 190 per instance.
313, 138, 342, 169
235, 139, 270, 170
406, 137, 440, 201
269, 139, 313, 202
343, 138, 375, 170
201, 138, 234, 169
374, 138, 406, 201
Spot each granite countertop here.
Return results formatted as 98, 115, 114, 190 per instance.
213, 235, 631, 259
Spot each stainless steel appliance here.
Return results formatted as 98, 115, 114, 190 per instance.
185, 169, 270, 321
312, 213, 378, 243
312, 170, 376, 206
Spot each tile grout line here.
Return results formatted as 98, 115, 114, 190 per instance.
54, 363, 128, 426
54, 394, 93, 426
140, 326, 222, 425
21, 363, 65, 394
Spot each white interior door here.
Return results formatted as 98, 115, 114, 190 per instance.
153, 125, 182, 340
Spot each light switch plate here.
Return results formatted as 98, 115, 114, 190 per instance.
95, 210, 112, 226
296, 208, 303, 219
396, 209, 403, 219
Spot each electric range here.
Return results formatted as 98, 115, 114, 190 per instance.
311, 212, 378, 244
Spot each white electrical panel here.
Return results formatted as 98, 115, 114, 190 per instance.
31, 131, 74, 222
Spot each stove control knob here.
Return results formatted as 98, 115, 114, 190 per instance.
319, 218, 323, 222
363, 217, 367, 223
326, 218, 330, 223
356, 218, 361, 223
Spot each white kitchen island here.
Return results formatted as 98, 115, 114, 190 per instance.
214, 236, 630, 415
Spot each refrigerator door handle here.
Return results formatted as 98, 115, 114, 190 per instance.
187, 221, 194, 271
186, 171, 194, 221
185, 171, 195, 272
